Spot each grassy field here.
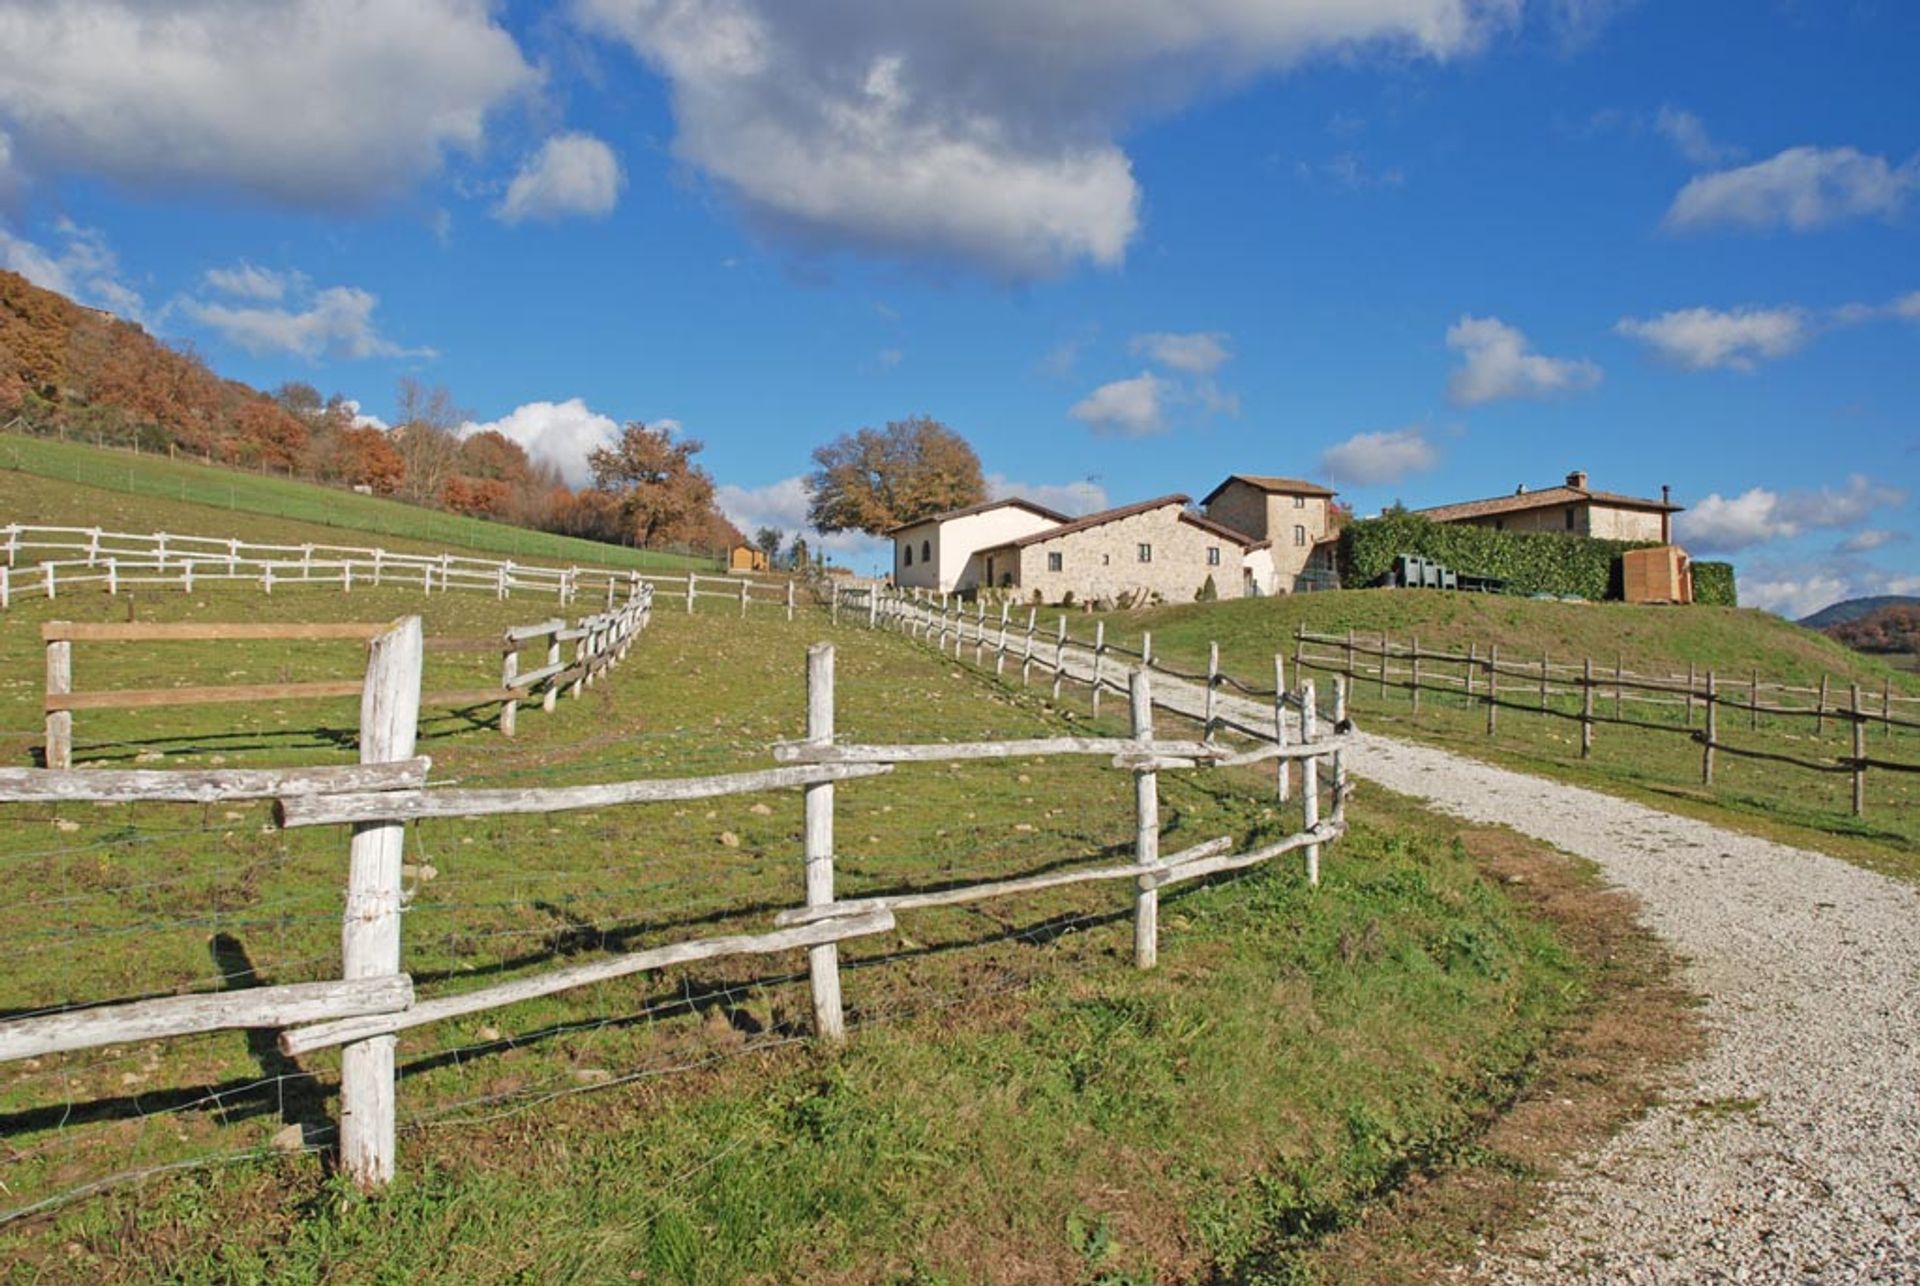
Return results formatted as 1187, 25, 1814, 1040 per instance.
0, 431, 717, 572
1077, 592, 1920, 880
0, 578, 1638, 1281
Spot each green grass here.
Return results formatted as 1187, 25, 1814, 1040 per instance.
1076, 591, 1920, 877
0, 586, 1589, 1282
0, 431, 717, 572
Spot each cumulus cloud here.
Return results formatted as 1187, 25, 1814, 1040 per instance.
1665, 146, 1918, 233
179, 283, 426, 361
339, 398, 388, 432
0, 0, 533, 207
1654, 106, 1740, 168
1836, 529, 1904, 555
202, 261, 300, 301
1319, 426, 1440, 486
1069, 371, 1168, 437
1445, 315, 1600, 405
462, 398, 623, 487
712, 474, 888, 567
1614, 306, 1808, 371
576, 0, 1515, 275
496, 132, 624, 224
1130, 331, 1231, 375
1740, 571, 1854, 621
1676, 474, 1908, 553
0, 218, 142, 317
985, 472, 1107, 517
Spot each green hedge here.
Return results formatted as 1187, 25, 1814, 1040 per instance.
1692, 561, 1737, 607
1340, 512, 1650, 601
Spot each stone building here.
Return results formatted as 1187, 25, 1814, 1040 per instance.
887, 498, 1068, 593
1415, 470, 1680, 542
1199, 475, 1339, 593
977, 495, 1266, 604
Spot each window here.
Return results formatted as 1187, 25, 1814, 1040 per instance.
1138, 543, 1153, 563
903, 543, 913, 566
1564, 509, 1575, 532
1206, 546, 1221, 566
1102, 554, 1110, 566
1294, 525, 1307, 547
986, 556, 994, 583
1494, 519, 1505, 532
1047, 551, 1063, 572
1293, 495, 1306, 508
921, 539, 932, 561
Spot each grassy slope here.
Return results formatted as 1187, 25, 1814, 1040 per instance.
0, 432, 716, 571
1083, 591, 1920, 878
0, 582, 1594, 1282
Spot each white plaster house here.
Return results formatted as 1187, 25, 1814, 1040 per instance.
887, 498, 1069, 593
1415, 470, 1680, 542
977, 495, 1266, 604
1200, 475, 1339, 594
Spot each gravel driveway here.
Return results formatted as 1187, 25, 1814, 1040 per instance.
1035, 640, 1920, 1281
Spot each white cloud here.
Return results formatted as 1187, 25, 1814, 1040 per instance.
202, 262, 299, 301
496, 132, 624, 224
339, 398, 388, 432
1894, 291, 1920, 320
1677, 474, 1908, 553
1129, 331, 1231, 375
1615, 306, 1808, 371
1654, 106, 1740, 168
0, 127, 21, 206
1069, 370, 1168, 437
0, 0, 533, 207
180, 284, 425, 361
576, 0, 1516, 276
1741, 572, 1853, 621
985, 472, 1107, 517
1836, 529, 1904, 555
1319, 426, 1439, 486
1445, 315, 1600, 405
1665, 146, 1918, 233
463, 398, 623, 487
712, 474, 889, 567
0, 218, 142, 318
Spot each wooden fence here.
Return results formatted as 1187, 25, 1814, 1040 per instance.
38, 585, 652, 767
0, 627, 1349, 1196
1291, 627, 1918, 816
0, 524, 799, 615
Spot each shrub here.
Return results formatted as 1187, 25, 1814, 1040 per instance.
1340, 511, 1650, 601
1692, 561, 1737, 607
1195, 574, 1218, 602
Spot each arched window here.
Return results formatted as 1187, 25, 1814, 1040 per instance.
903, 544, 913, 566
921, 540, 932, 562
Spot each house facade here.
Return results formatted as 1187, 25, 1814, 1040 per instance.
887, 498, 1068, 593
1414, 470, 1680, 543
1200, 475, 1339, 593
977, 495, 1266, 604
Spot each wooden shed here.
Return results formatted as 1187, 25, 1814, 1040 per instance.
1622, 545, 1692, 604
728, 545, 769, 574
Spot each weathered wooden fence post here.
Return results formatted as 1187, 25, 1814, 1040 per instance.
1750, 670, 1760, 732
1465, 641, 1477, 707
1345, 628, 1356, 684
1301, 680, 1320, 887
786, 579, 795, 622
1614, 654, 1624, 722
1410, 634, 1421, 714
804, 644, 846, 1041
1851, 682, 1866, 817
1817, 674, 1829, 737
742, 578, 751, 619
1022, 608, 1037, 687
1130, 666, 1159, 969
1091, 621, 1106, 717
1486, 644, 1499, 737
1686, 660, 1697, 726
543, 625, 562, 713
1052, 617, 1066, 701
500, 638, 519, 737
1273, 653, 1291, 803
1205, 640, 1220, 741
1539, 652, 1550, 713
1379, 632, 1390, 701
339, 615, 423, 1191
1702, 670, 1717, 784
45, 629, 72, 770
996, 602, 1010, 676
1580, 657, 1595, 759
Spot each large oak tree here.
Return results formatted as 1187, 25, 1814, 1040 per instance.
806, 416, 985, 535
587, 420, 723, 549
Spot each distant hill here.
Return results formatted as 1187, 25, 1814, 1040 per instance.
1799, 596, 1920, 631
1808, 599, 1920, 657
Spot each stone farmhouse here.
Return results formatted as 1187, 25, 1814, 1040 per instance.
975, 495, 1268, 603
1416, 470, 1681, 543
1199, 475, 1340, 594
887, 497, 1068, 594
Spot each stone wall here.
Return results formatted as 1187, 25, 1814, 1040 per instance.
1000, 503, 1251, 604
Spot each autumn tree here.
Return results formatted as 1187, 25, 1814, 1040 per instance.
390, 377, 467, 505
806, 416, 985, 535
587, 421, 722, 549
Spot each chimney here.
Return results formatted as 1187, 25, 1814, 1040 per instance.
1662, 484, 1673, 544
1566, 469, 1588, 490
1515, 483, 1527, 495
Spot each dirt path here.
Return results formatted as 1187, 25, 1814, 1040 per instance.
1054, 646, 1920, 1281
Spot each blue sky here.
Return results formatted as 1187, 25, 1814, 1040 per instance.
0, 0, 1914, 615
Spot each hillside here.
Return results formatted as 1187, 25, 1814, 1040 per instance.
0, 432, 714, 571
1799, 595, 1920, 631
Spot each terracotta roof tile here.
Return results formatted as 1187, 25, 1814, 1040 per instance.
883, 496, 1071, 536
1200, 474, 1337, 506
1415, 484, 1680, 522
